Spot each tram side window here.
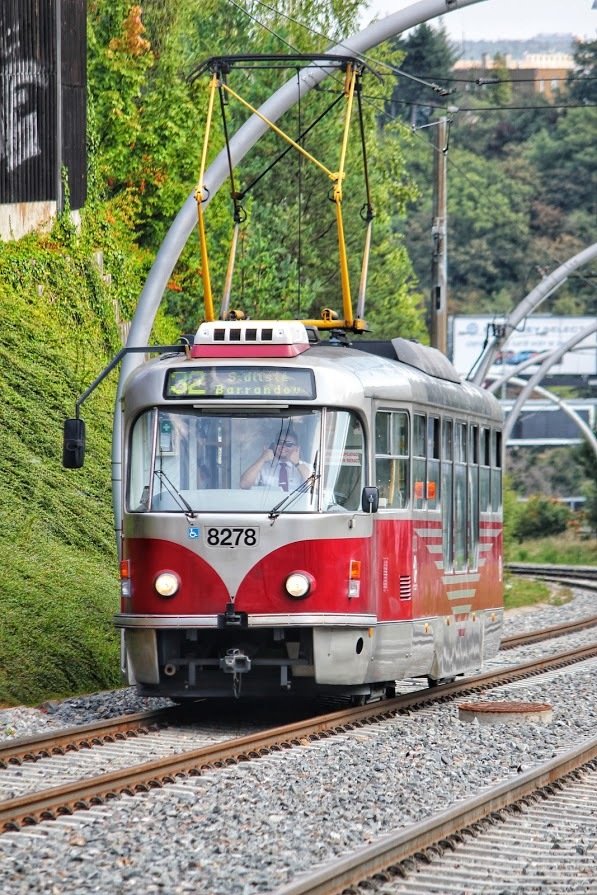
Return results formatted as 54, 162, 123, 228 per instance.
323, 411, 365, 511
128, 409, 155, 511
375, 410, 409, 509
468, 425, 480, 569
491, 430, 503, 511
413, 414, 426, 509
426, 416, 440, 511
453, 422, 468, 571
479, 427, 491, 512
441, 419, 453, 570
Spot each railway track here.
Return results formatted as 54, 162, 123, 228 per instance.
3, 609, 595, 771
271, 736, 597, 895
506, 562, 597, 589
1, 640, 596, 833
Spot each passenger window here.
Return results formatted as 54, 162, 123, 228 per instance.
413, 414, 426, 508
491, 430, 502, 511
375, 410, 409, 509
426, 417, 440, 510
480, 427, 491, 512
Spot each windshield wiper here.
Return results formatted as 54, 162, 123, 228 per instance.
153, 470, 197, 518
268, 473, 320, 522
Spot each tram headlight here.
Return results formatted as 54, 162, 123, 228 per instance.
285, 571, 314, 599
154, 571, 180, 598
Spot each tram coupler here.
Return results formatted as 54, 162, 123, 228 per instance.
218, 602, 247, 627
219, 648, 252, 675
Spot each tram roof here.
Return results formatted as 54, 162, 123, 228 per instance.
123, 331, 502, 424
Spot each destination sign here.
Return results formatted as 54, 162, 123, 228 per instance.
165, 367, 316, 400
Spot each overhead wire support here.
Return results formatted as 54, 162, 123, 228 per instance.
193, 53, 372, 333
218, 70, 247, 321
355, 75, 374, 322
194, 71, 219, 322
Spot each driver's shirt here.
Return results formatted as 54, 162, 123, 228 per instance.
258, 460, 302, 491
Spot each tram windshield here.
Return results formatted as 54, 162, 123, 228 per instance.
127, 408, 365, 514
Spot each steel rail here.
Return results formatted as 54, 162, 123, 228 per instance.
506, 563, 597, 582
1, 642, 596, 832
272, 736, 597, 895
500, 614, 597, 649
0, 707, 177, 768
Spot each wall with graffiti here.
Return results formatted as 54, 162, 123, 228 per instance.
0, 0, 86, 211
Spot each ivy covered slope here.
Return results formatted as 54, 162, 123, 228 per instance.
0, 217, 175, 707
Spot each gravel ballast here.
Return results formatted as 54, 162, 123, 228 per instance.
0, 588, 595, 893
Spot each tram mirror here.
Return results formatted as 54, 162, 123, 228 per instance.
361, 486, 379, 514
62, 418, 86, 469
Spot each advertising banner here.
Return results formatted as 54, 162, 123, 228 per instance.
451, 316, 597, 380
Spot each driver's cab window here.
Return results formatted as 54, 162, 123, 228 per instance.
128, 408, 322, 513
322, 411, 365, 511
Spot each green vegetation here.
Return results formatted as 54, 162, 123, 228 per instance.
513, 496, 571, 542
0, 203, 175, 706
508, 534, 597, 566
391, 28, 596, 322
503, 576, 553, 611
0, 224, 120, 705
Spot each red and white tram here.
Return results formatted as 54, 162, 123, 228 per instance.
111, 319, 503, 700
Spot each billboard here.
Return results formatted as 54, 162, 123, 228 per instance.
451, 316, 597, 380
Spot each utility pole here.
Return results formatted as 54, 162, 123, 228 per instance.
430, 116, 448, 354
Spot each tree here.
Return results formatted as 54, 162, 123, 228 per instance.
86, 1, 424, 336
574, 432, 597, 535
568, 38, 597, 105
384, 23, 458, 129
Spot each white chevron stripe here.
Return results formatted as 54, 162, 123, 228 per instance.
442, 573, 481, 585
447, 589, 476, 600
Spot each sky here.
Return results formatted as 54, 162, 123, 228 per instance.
362, 0, 597, 41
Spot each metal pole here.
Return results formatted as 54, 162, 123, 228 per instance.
430, 117, 448, 353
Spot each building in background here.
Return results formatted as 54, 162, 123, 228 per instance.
453, 52, 574, 102
0, 0, 86, 240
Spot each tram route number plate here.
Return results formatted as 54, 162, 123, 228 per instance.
204, 526, 259, 548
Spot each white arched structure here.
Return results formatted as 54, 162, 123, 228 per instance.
503, 322, 597, 445
470, 243, 597, 385
490, 377, 597, 458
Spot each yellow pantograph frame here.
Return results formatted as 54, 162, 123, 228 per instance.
194, 64, 367, 333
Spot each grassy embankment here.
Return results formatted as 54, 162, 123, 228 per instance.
0, 217, 175, 707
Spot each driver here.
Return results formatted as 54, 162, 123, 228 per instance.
240, 431, 311, 491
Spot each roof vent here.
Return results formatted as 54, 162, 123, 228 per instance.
195, 321, 308, 345
191, 321, 311, 358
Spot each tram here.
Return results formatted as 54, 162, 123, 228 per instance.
103, 320, 504, 700
63, 55, 504, 700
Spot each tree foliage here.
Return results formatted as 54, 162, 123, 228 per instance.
85, 0, 424, 338
392, 32, 596, 323
513, 496, 571, 541
384, 23, 458, 128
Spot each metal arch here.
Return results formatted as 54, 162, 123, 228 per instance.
111, 0, 488, 546
489, 376, 597, 457
486, 346, 590, 395
470, 242, 597, 386
503, 321, 597, 446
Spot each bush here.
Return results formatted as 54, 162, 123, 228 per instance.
513, 496, 571, 541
